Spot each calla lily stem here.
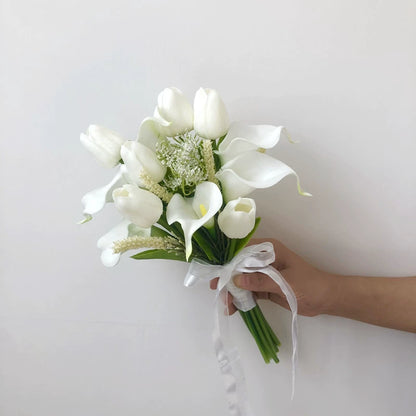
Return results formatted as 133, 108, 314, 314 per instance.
240, 306, 280, 364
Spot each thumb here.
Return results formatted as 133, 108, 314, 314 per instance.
233, 272, 283, 294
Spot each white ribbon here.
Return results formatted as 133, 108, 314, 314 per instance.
185, 242, 298, 415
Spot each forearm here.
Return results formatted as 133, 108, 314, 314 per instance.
325, 274, 416, 333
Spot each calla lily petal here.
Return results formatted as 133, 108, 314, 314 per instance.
215, 169, 255, 203
216, 152, 311, 201
218, 123, 285, 164
166, 182, 222, 260
97, 220, 150, 267
219, 123, 284, 152
79, 166, 127, 223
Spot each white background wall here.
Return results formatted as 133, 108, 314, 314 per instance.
1, 1, 415, 415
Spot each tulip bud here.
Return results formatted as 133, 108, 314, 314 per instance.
80, 125, 126, 168
120, 140, 166, 186
218, 198, 256, 239
112, 184, 163, 228
193, 88, 229, 140
153, 87, 193, 137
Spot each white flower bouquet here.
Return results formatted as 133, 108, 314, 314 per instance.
80, 87, 310, 367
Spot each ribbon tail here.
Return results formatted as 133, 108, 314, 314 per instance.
213, 289, 255, 416
262, 265, 298, 400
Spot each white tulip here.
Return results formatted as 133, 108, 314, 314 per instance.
218, 198, 256, 239
112, 184, 163, 228
153, 87, 194, 137
97, 220, 150, 267
193, 88, 229, 140
80, 125, 126, 168
215, 123, 311, 201
120, 140, 166, 186
137, 117, 167, 152
166, 182, 223, 260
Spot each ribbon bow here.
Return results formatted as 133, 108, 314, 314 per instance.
184, 242, 298, 415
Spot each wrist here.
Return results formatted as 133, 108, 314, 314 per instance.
319, 271, 344, 315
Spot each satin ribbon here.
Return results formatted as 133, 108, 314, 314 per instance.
185, 242, 298, 415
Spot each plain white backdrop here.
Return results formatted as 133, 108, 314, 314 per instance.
1, 1, 415, 415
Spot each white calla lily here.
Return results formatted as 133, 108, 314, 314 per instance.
218, 198, 256, 239
79, 165, 128, 224
121, 140, 166, 186
217, 151, 310, 201
97, 220, 150, 267
166, 182, 223, 260
153, 87, 193, 137
194, 88, 229, 140
80, 125, 126, 168
113, 184, 163, 228
217, 123, 285, 164
215, 123, 311, 201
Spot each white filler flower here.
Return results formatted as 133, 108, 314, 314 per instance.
218, 198, 256, 239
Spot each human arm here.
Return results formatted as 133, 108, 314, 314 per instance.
324, 274, 416, 332
210, 238, 416, 333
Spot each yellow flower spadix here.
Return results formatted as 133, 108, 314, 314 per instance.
199, 204, 208, 217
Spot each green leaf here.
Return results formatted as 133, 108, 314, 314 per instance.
157, 211, 170, 229
192, 229, 220, 263
158, 211, 185, 241
131, 249, 186, 262
213, 152, 222, 173
150, 225, 173, 238
232, 217, 261, 258
216, 133, 227, 149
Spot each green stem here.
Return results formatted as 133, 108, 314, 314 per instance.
253, 308, 279, 363
257, 306, 281, 347
239, 305, 281, 364
249, 308, 274, 360
193, 231, 219, 263
240, 311, 269, 363
253, 307, 278, 351
206, 225, 217, 241
226, 239, 237, 263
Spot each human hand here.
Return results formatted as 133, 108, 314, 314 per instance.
210, 238, 339, 316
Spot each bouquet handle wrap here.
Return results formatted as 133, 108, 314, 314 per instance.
185, 242, 298, 415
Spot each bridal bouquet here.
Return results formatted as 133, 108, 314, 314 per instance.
79, 87, 309, 367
